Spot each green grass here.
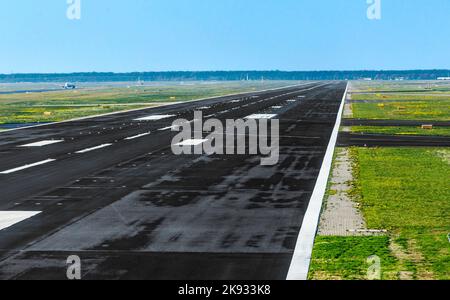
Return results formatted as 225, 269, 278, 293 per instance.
351, 126, 450, 136
0, 81, 294, 125
352, 93, 450, 101
350, 81, 450, 94
310, 147, 450, 280
356, 148, 449, 230
355, 147, 449, 279
309, 236, 399, 280
0, 105, 150, 124
351, 100, 450, 120
350, 82, 450, 121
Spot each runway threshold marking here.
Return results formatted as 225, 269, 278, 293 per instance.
0, 159, 56, 175
0, 211, 41, 231
287, 82, 349, 281
75, 144, 113, 154
19, 140, 64, 147
134, 115, 176, 121
125, 132, 152, 140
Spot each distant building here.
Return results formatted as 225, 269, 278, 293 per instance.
437, 77, 450, 80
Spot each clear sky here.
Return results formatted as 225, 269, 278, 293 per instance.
1, 0, 449, 73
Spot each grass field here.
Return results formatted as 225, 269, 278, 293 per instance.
0, 81, 294, 125
350, 81, 450, 121
351, 81, 450, 93
352, 93, 450, 101
309, 236, 398, 280
311, 82, 449, 280
351, 99, 450, 121
351, 126, 450, 136
310, 147, 450, 280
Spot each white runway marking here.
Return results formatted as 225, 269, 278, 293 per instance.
0, 211, 41, 231
125, 132, 152, 140
19, 140, 64, 147
159, 119, 197, 131
75, 144, 112, 154
175, 139, 208, 146
0, 159, 56, 175
134, 115, 175, 121
158, 126, 174, 131
245, 114, 277, 120
271, 106, 283, 109
287, 82, 349, 280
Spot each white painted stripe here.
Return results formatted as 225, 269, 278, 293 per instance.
125, 132, 152, 140
0, 211, 41, 231
75, 143, 112, 154
245, 114, 277, 120
0, 159, 56, 175
158, 119, 197, 131
174, 139, 208, 146
19, 140, 64, 147
158, 126, 174, 131
287, 82, 349, 281
272, 106, 283, 109
134, 114, 176, 121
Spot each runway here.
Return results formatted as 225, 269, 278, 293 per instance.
0, 81, 347, 280
338, 132, 450, 147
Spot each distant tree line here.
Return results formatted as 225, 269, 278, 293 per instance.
1, 70, 450, 83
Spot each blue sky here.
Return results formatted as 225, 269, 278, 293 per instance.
0, 0, 449, 73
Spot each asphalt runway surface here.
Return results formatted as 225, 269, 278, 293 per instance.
0, 81, 347, 280
338, 132, 450, 147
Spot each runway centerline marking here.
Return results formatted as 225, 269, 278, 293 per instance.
175, 139, 208, 146
0, 159, 56, 175
0, 211, 41, 231
19, 140, 64, 147
125, 132, 152, 140
158, 126, 174, 131
134, 114, 176, 121
75, 144, 113, 154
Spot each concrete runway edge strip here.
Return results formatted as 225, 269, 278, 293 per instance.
286, 82, 349, 280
